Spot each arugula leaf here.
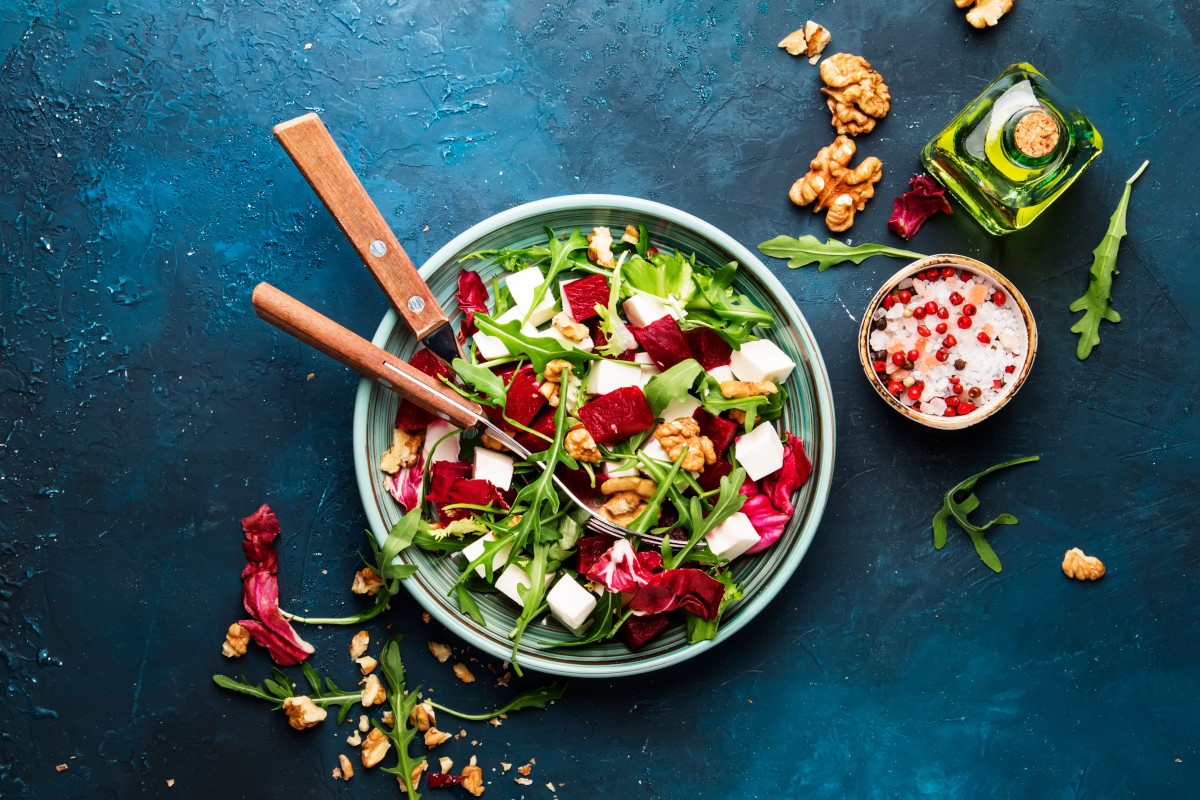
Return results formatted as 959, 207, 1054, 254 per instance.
1069, 161, 1149, 360
687, 263, 775, 341
473, 312, 597, 375
376, 636, 426, 799
932, 455, 1039, 572
429, 682, 568, 721
643, 359, 704, 416
380, 507, 421, 579
757, 234, 925, 271
450, 359, 508, 407
456, 585, 487, 626
684, 570, 742, 643
629, 445, 690, 535
624, 250, 695, 301
212, 673, 292, 707
521, 227, 590, 325
214, 664, 361, 725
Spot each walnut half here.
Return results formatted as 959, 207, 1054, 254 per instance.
778, 21, 830, 62
654, 418, 716, 473
955, 0, 1013, 28
1062, 548, 1105, 581
820, 53, 891, 136
789, 136, 882, 232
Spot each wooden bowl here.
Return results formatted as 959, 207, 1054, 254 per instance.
857, 254, 1037, 430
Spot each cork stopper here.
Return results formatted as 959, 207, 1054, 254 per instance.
1013, 111, 1060, 158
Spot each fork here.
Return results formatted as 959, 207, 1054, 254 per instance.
249, 281, 654, 543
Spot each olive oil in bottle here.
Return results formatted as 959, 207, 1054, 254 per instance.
920, 63, 1103, 236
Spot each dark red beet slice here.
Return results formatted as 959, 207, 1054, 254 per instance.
556, 465, 601, 501
692, 408, 738, 459
578, 386, 655, 446
500, 365, 545, 427
590, 320, 638, 361
631, 316, 692, 371
514, 407, 558, 453
695, 458, 733, 494
395, 348, 455, 430
682, 327, 732, 369
621, 613, 671, 650
575, 535, 618, 574
562, 274, 610, 322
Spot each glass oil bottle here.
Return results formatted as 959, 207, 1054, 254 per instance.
920, 63, 1103, 235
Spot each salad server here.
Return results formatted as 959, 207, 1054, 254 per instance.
250, 281, 642, 543
272, 113, 463, 366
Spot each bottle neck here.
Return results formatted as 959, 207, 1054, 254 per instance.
1001, 107, 1062, 168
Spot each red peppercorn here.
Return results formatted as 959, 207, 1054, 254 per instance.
992, 291, 1006, 306
873, 360, 886, 372
917, 324, 932, 337
937, 307, 950, 320
891, 351, 905, 366
935, 349, 948, 362
993, 379, 1004, 389
946, 395, 960, 407
942, 334, 958, 347
907, 385, 922, 401
977, 331, 991, 344
647, 247, 660, 255
949, 291, 964, 306
960, 270, 972, 281
958, 401, 975, 414
907, 349, 920, 362
883, 295, 896, 310
913, 307, 927, 320
935, 322, 948, 334
924, 301, 938, 314
1005, 365, 1016, 373
898, 290, 912, 304
941, 267, 956, 279
887, 380, 903, 396
957, 315, 972, 329
943, 407, 957, 417
963, 303, 977, 316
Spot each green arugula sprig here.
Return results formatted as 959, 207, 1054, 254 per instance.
662, 468, 747, 570
376, 636, 427, 799
932, 455, 1039, 573
428, 681, 568, 721
685, 571, 741, 644
212, 663, 362, 725
1069, 161, 1149, 360
757, 234, 924, 271
473, 312, 598, 375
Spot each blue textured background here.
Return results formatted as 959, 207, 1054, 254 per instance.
3, 1, 1198, 797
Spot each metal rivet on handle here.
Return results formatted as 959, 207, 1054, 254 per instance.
407, 296, 425, 313
369, 240, 387, 257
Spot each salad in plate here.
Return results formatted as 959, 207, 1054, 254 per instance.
377, 223, 812, 667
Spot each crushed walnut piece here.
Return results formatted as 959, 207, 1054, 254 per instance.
56, 764, 68, 773
425, 728, 453, 748
453, 663, 476, 683
338, 754, 354, 781
398, 762, 427, 794
282, 695, 327, 730
654, 418, 717, 472
221, 622, 250, 658
599, 490, 649, 527
543, 358, 571, 383
439, 756, 455, 773
380, 427, 424, 473
479, 431, 507, 452
587, 226, 615, 268
360, 728, 391, 768
409, 701, 437, 731
955, 0, 1013, 28
361, 673, 387, 707
620, 224, 640, 245
600, 476, 657, 498
719, 380, 778, 399
564, 423, 602, 463
358, 714, 371, 733
820, 53, 891, 136
351, 567, 385, 596
460, 756, 485, 796
1062, 548, 1106, 581
355, 656, 378, 675
515, 777, 533, 786
346, 730, 363, 747
382, 709, 395, 728
517, 763, 533, 776
349, 630, 370, 660
778, 20, 830, 63
428, 641, 452, 663
538, 380, 561, 408
789, 136, 882, 232
552, 311, 589, 343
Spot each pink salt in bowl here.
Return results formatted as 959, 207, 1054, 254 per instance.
858, 254, 1037, 430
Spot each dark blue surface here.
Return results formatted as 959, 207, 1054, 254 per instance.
3, 1, 1198, 797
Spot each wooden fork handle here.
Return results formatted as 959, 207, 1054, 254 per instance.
251, 282, 482, 429
272, 113, 447, 340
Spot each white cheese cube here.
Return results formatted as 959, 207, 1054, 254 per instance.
423, 420, 461, 464
495, 563, 553, 607
730, 339, 796, 385
472, 448, 514, 492
735, 421, 785, 482
524, 287, 559, 327
547, 574, 598, 636
634, 352, 655, 364
707, 365, 735, 383
705, 511, 761, 561
640, 437, 671, 464
461, 533, 514, 579
622, 294, 674, 328
660, 394, 701, 422
471, 307, 541, 360
586, 359, 645, 395
602, 462, 640, 479
505, 266, 548, 314
542, 323, 595, 353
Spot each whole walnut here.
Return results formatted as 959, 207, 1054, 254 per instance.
789, 136, 883, 232
820, 53, 891, 136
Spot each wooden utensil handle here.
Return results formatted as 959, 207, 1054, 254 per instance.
272, 113, 447, 340
251, 283, 482, 429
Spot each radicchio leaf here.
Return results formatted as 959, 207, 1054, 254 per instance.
739, 480, 788, 555
388, 451, 426, 511
759, 433, 812, 516
427, 461, 509, 524
628, 568, 725, 620
456, 269, 490, 339
887, 174, 953, 241
237, 505, 315, 666
585, 539, 661, 593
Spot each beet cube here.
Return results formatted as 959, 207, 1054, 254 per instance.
682, 327, 733, 369
621, 613, 671, 651
575, 535, 618, 575
578, 386, 655, 446
514, 407, 558, 453
631, 316, 693, 371
395, 348, 455, 430
500, 365, 545, 427
692, 408, 738, 459
695, 458, 732, 494
590, 320, 638, 361
556, 465, 601, 501
562, 274, 611, 322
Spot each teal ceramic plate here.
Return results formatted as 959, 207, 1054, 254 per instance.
352, 195, 834, 677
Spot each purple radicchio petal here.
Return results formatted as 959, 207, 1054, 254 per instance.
237, 505, 314, 666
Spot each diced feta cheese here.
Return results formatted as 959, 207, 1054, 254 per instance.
707, 365, 735, 383
705, 511, 761, 561
622, 294, 674, 328
423, 420, 461, 464
636, 352, 662, 384
473, 448, 514, 491
735, 421, 785, 481
586, 359, 645, 395
634, 352, 655, 364
660, 394, 701, 422
639, 436, 671, 464
546, 575, 598, 636
524, 288, 558, 327
471, 306, 541, 360
542, 323, 595, 353
730, 339, 796, 385
495, 563, 553, 607
461, 533, 513, 579
505, 266, 547, 314
602, 462, 640, 479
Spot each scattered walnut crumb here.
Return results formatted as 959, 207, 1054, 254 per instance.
347, 730, 363, 747
221, 622, 250, 658
306, 372, 315, 380
349, 630, 370, 659
546, 782, 556, 792
425, 727, 452, 748
358, 714, 370, 733
453, 663, 476, 683
166, 779, 174, 787
421, 611, 431, 623
398, 762, 427, 794
461, 756, 485, 796
331, 768, 342, 780
409, 701, 437, 731
351, 566, 386, 596
488, 717, 501, 727
1062, 548, 1106, 581
515, 777, 533, 786
338, 754, 354, 781
428, 641, 452, 663
460, 729, 468, 737
778, 20, 830, 61
382, 710, 395, 728
56, 764, 68, 773
361, 674, 387, 707
355, 656, 377, 675
500, 762, 512, 772
282, 695, 327, 730
304, 43, 312, 50
439, 756, 454, 773
361, 728, 391, 768
495, 672, 512, 688
518, 763, 533, 777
